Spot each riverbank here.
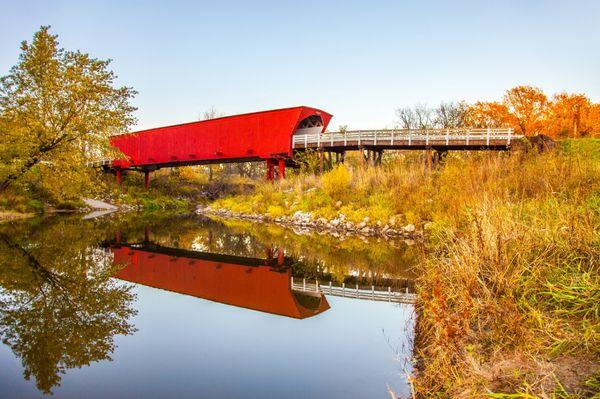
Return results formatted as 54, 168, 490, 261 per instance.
2, 139, 598, 397
0, 210, 33, 223
196, 205, 423, 239
210, 139, 600, 398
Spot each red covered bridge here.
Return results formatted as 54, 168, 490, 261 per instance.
103, 105, 519, 187
108, 106, 332, 186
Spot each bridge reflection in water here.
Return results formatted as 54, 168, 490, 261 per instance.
111, 242, 331, 319
110, 236, 416, 319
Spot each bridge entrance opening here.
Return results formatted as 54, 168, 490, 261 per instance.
293, 115, 324, 136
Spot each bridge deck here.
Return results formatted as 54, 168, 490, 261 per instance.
293, 128, 519, 151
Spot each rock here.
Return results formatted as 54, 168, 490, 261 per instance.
82, 198, 117, 210
292, 211, 311, 224
527, 134, 557, 153
345, 221, 354, 230
388, 216, 397, 226
357, 221, 366, 229
317, 217, 328, 225
382, 224, 389, 231
339, 213, 346, 221
360, 227, 371, 234
403, 224, 416, 233
330, 218, 340, 227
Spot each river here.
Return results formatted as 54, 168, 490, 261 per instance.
0, 213, 418, 398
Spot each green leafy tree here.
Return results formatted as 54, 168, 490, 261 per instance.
0, 218, 137, 394
0, 26, 136, 199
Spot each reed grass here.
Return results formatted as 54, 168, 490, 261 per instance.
215, 140, 600, 397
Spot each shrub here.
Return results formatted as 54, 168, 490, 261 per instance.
321, 164, 352, 201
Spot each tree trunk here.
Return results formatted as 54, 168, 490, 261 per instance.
0, 157, 40, 191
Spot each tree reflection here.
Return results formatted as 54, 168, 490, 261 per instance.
0, 217, 136, 394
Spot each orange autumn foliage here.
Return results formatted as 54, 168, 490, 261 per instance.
467, 85, 600, 138
466, 101, 512, 129
503, 86, 548, 136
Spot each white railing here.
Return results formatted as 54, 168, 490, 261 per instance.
291, 277, 416, 304
85, 159, 112, 168
293, 128, 519, 148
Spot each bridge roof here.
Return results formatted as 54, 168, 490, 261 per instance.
110, 105, 333, 169
113, 106, 331, 139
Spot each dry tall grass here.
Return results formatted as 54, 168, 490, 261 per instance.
214, 140, 600, 397
413, 144, 599, 398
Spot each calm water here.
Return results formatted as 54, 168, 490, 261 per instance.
0, 214, 417, 398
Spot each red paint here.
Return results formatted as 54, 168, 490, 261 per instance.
111, 246, 330, 319
278, 159, 285, 181
110, 106, 332, 170
265, 159, 275, 181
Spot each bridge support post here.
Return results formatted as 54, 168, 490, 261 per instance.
425, 149, 447, 170
265, 159, 275, 181
425, 149, 433, 171
319, 149, 324, 174
277, 248, 284, 266
374, 149, 383, 166
116, 169, 122, 186
278, 159, 285, 181
144, 170, 150, 189
432, 150, 447, 167
359, 146, 366, 167
265, 246, 274, 260
326, 151, 333, 169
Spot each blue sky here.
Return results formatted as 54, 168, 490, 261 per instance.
1, 1, 599, 130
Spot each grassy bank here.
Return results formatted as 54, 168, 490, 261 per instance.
214, 139, 600, 397
0, 166, 255, 216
